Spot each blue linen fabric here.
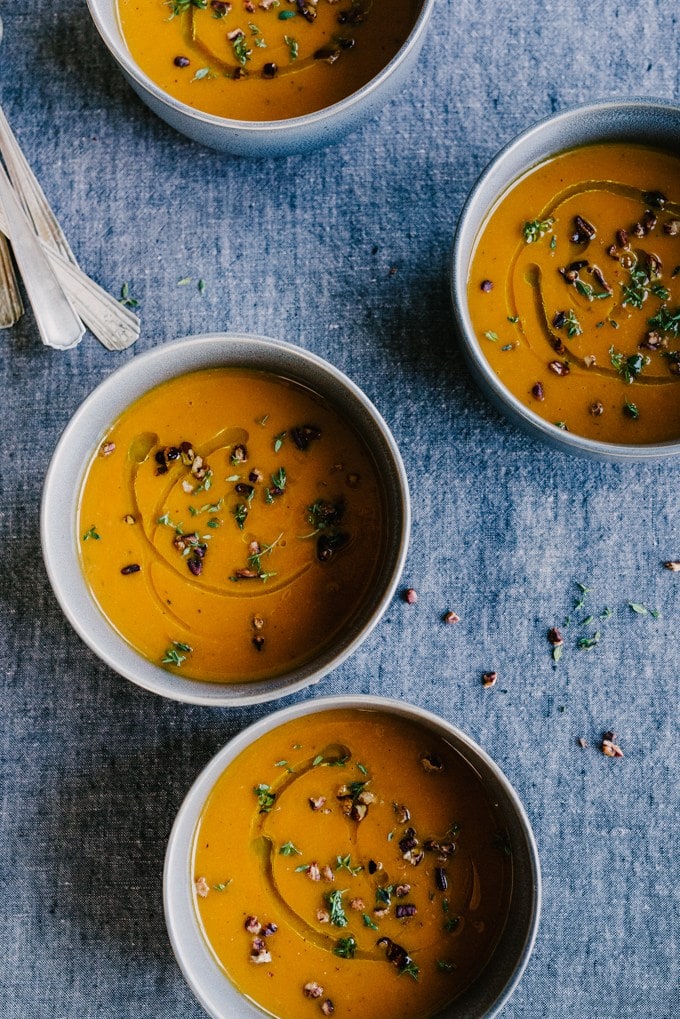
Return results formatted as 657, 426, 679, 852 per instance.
0, 1, 678, 1016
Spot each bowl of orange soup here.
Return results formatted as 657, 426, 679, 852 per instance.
451, 98, 680, 461
41, 334, 410, 705
165, 695, 541, 1018
86, 0, 434, 156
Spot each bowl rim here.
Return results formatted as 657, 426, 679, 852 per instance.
450, 96, 680, 461
163, 692, 542, 1019
85, 0, 436, 133
40, 333, 411, 706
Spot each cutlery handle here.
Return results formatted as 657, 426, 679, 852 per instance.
0, 161, 83, 349
0, 230, 22, 327
0, 104, 78, 266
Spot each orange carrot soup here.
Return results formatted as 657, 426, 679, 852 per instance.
193, 708, 513, 1018
77, 368, 385, 683
118, 0, 422, 121
467, 143, 680, 443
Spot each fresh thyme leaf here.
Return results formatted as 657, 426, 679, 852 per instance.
507, 315, 519, 323
284, 34, 299, 59
624, 401, 640, 420
437, 959, 455, 972
484, 330, 498, 342
577, 631, 601, 650
650, 607, 661, 619
253, 783, 276, 812
177, 276, 192, 285
273, 431, 286, 452
357, 762, 368, 775
552, 644, 563, 662
609, 346, 649, 384
279, 841, 302, 856
271, 466, 287, 491
561, 309, 582, 337
232, 33, 251, 65
82, 524, 101, 541
213, 880, 232, 891
401, 960, 420, 981
119, 281, 140, 309
335, 854, 363, 876
275, 759, 288, 767
198, 278, 206, 294
362, 914, 379, 930
191, 67, 216, 82
312, 754, 324, 767
649, 306, 680, 338
233, 503, 248, 530
628, 603, 647, 615
165, 0, 206, 16
550, 235, 557, 250
161, 640, 193, 666
326, 889, 349, 927
334, 935, 357, 959
601, 606, 614, 620
581, 615, 594, 626
522, 216, 555, 243
375, 885, 393, 908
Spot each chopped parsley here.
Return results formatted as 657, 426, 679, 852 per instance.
609, 346, 650, 384
253, 783, 276, 812
522, 216, 555, 243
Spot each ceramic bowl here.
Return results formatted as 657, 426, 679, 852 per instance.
164, 694, 541, 1018
450, 98, 680, 462
41, 334, 410, 706
85, 0, 435, 157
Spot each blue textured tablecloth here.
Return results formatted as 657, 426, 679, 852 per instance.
0, 1, 678, 1016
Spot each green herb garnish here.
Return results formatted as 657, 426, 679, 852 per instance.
82, 525, 101, 541
334, 935, 357, 959
624, 400, 640, 419
162, 640, 193, 667
437, 959, 455, 973
609, 346, 650, 384
401, 960, 420, 981
253, 783, 276, 812
119, 281, 139, 309
233, 503, 249, 530
576, 631, 601, 650
279, 841, 302, 856
522, 216, 555, 243
326, 889, 349, 927
362, 914, 379, 930
336, 854, 363, 876
284, 34, 299, 59
273, 431, 286, 452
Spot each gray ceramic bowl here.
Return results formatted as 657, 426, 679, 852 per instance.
164, 694, 541, 1018
450, 98, 680, 463
86, 0, 435, 157
41, 334, 410, 706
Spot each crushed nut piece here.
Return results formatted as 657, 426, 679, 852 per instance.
578, 738, 587, 748
306, 862, 321, 881
123, 514, 136, 525
195, 876, 210, 898
402, 587, 418, 605
663, 219, 680, 236
443, 610, 460, 624
316, 909, 330, 923
309, 796, 326, 811
349, 897, 365, 911
663, 560, 680, 571
394, 884, 411, 897
547, 627, 564, 646
602, 732, 624, 758
99, 441, 116, 457
321, 865, 335, 883
321, 1001, 335, 1016
303, 982, 324, 999
245, 915, 261, 934
393, 803, 410, 824
420, 753, 443, 773
482, 671, 498, 688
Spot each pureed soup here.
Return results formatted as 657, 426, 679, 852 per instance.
118, 0, 422, 121
467, 143, 680, 444
78, 368, 385, 684
192, 708, 512, 1018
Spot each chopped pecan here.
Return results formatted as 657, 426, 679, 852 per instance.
303, 982, 324, 999
195, 876, 210, 898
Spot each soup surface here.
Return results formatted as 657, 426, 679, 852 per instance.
118, 0, 421, 121
78, 368, 384, 683
467, 143, 680, 444
193, 708, 513, 1018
